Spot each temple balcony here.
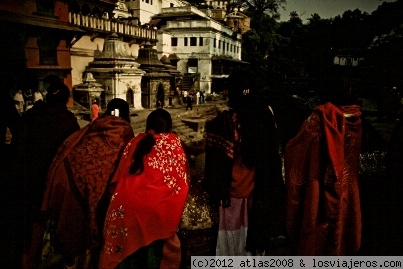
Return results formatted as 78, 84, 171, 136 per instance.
69, 12, 157, 45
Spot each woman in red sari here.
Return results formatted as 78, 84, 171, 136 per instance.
39, 98, 134, 269
100, 108, 189, 269
285, 95, 362, 256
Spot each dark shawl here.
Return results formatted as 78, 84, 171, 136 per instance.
204, 109, 236, 206
204, 105, 285, 253
41, 115, 134, 259
12, 100, 80, 225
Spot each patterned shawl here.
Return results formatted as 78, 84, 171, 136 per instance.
285, 102, 362, 255
99, 133, 189, 269
41, 116, 134, 259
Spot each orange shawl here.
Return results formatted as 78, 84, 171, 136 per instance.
285, 102, 362, 255
41, 116, 134, 259
100, 133, 189, 269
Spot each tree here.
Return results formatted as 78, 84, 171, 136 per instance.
238, 0, 286, 25
332, 9, 372, 50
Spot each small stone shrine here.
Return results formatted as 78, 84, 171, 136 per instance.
85, 33, 145, 109
135, 42, 172, 109
73, 72, 104, 110
160, 54, 182, 106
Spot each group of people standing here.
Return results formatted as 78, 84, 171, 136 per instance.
1, 69, 402, 269
179, 89, 205, 110
3, 83, 190, 269
203, 70, 402, 257
204, 70, 285, 256
13, 89, 44, 114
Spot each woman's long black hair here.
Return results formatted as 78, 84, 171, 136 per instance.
129, 108, 172, 175
100, 98, 131, 123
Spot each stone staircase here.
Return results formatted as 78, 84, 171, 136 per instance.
182, 73, 199, 92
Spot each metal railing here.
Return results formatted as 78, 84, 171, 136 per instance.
69, 12, 157, 40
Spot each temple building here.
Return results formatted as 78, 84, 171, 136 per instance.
151, 5, 248, 94
0, 0, 250, 104
68, 0, 157, 93
0, 0, 84, 106
135, 42, 173, 109
85, 33, 145, 109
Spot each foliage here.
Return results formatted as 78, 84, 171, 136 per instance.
242, 15, 285, 92
238, 0, 286, 23
241, 0, 403, 98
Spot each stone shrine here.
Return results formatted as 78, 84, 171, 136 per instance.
160, 54, 182, 106
73, 72, 104, 114
135, 42, 172, 109
84, 33, 145, 109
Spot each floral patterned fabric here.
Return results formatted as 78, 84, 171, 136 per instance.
40, 116, 134, 261
100, 133, 189, 269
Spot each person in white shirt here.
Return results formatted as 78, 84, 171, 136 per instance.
183, 90, 188, 105
196, 91, 200, 105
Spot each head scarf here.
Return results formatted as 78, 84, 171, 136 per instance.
102, 98, 130, 123
100, 133, 189, 269
41, 114, 134, 259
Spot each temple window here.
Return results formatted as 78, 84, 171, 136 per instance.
190, 37, 197, 46
37, 35, 59, 65
171, 37, 178, 46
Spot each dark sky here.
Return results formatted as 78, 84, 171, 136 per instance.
279, 0, 391, 21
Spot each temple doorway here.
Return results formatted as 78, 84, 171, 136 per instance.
156, 83, 164, 108
126, 88, 134, 107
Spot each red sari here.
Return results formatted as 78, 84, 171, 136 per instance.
285, 102, 362, 255
40, 116, 134, 262
100, 133, 189, 269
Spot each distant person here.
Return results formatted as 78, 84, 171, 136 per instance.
0, 91, 20, 147
33, 90, 43, 103
0, 92, 20, 268
196, 91, 200, 105
24, 89, 34, 111
204, 70, 285, 255
37, 98, 134, 269
14, 89, 24, 114
157, 92, 164, 108
186, 91, 193, 111
100, 108, 189, 269
10, 82, 80, 269
285, 93, 363, 255
200, 91, 205, 104
183, 90, 188, 105
175, 87, 182, 105
92, 99, 99, 121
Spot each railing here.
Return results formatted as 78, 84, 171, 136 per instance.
69, 12, 157, 40
167, 19, 237, 37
